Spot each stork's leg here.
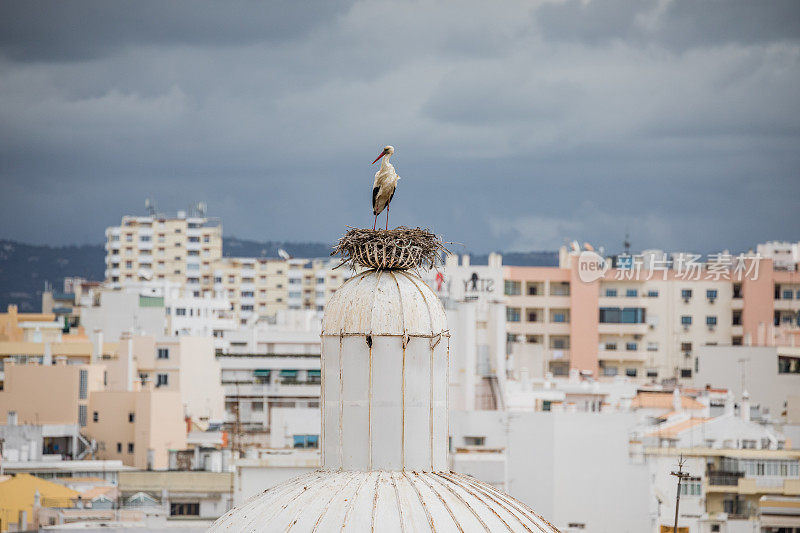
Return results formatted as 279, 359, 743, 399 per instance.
373, 215, 377, 231
385, 204, 389, 230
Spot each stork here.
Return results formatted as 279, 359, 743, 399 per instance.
371, 145, 400, 230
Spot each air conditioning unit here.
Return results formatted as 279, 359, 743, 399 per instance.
683, 325, 690, 331
634, 334, 643, 340
708, 326, 716, 332
683, 297, 690, 303
709, 298, 716, 304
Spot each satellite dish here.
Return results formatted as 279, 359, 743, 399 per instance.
583, 242, 594, 252
570, 241, 580, 253
278, 249, 291, 260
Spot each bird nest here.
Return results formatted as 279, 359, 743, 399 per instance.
332, 227, 449, 271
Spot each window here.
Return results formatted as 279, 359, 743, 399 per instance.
681, 369, 692, 378
116, 442, 122, 453
681, 342, 692, 352
127, 442, 134, 453
78, 405, 87, 427
706, 316, 718, 326
526, 335, 540, 344
681, 289, 692, 299
647, 290, 659, 298
157, 348, 169, 359
647, 369, 658, 378
504, 281, 521, 296
602, 366, 618, 376
681, 316, 692, 326
605, 343, 617, 350
626, 342, 638, 351
79, 369, 88, 399
506, 307, 521, 322
93, 411, 99, 423
175, 308, 186, 316
778, 356, 800, 374
626, 289, 638, 297
527, 311, 538, 322
464, 436, 486, 446
128, 412, 135, 423
252, 402, 264, 412
706, 289, 718, 300
783, 290, 793, 300
647, 342, 659, 351
553, 312, 566, 323
156, 373, 169, 387
679, 478, 701, 496
605, 289, 617, 297
293, 434, 319, 448
171, 503, 200, 516
506, 333, 519, 343
599, 307, 646, 324
625, 368, 637, 377
742, 439, 756, 449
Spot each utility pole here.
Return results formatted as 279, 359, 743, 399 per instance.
670, 455, 691, 533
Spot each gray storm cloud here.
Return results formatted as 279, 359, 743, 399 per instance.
0, 0, 798, 253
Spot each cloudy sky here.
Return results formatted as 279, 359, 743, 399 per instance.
1, 0, 798, 254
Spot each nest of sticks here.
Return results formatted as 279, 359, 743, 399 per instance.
332, 227, 450, 270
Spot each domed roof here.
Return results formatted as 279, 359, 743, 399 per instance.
322, 270, 447, 337
209, 470, 559, 532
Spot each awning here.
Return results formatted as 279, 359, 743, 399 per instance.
307, 370, 320, 377
253, 369, 271, 377
280, 369, 298, 377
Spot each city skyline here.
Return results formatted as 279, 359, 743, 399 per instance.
1, 0, 799, 253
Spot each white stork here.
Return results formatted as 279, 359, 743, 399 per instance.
371, 145, 400, 230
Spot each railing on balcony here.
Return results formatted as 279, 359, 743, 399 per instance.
707, 470, 744, 486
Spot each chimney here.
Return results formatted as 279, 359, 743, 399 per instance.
741, 391, 751, 422
488, 252, 503, 268
672, 388, 682, 412
461, 254, 470, 267
724, 390, 735, 417
92, 329, 103, 363
43, 342, 52, 366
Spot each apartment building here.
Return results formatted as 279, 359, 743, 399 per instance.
214, 257, 349, 324
217, 311, 321, 437
114, 335, 225, 423
0, 359, 187, 470
104, 208, 222, 295
502, 249, 800, 383
213, 257, 288, 324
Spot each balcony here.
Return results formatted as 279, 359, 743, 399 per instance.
548, 349, 570, 362
598, 323, 649, 335
775, 299, 800, 311
222, 382, 320, 397
707, 470, 744, 487
598, 349, 647, 362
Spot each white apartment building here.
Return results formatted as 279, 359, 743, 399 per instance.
758, 240, 800, 271
217, 311, 322, 437
105, 207, 222, 295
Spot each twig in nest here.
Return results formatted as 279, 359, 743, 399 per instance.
331, 226, 450, 271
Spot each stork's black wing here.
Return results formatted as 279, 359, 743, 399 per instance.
387, 187, 395, 206
372, 186, 380, 215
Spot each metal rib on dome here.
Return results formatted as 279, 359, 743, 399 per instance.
321, 270, 447, 337
209, 470, 560, 533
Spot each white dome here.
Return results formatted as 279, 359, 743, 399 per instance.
322, 270, 447, 337
209, 470, 559, 532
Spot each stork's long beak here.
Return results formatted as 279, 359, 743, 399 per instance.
372, 151, 386, 164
